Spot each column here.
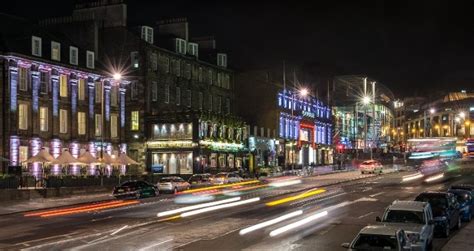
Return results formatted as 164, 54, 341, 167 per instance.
31, 70, 40, 135
51, 74, 59, 136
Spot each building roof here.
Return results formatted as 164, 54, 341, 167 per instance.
387, 200, 427, 212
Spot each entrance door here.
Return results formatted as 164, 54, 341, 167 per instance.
302, 145, 309, 166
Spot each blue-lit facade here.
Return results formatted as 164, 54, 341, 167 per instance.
277, 90, 333, 166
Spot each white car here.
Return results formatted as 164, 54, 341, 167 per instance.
360, 160, 383, 174
212, 172, 243, 185
377, 200, 434, 251
157, 176, 190, 193
342, 225, 412, 251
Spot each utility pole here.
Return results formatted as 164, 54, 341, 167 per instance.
363, 78, 367, 156
371, 81, 376, 160
292, 68, 297, 170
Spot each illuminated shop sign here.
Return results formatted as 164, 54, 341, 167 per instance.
147, 140, 197, 149
302, 111, 315, 119
199, 140, 244, 152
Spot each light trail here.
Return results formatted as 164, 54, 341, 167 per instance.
39, 200, 139, 217
269, 211, 328, 237
266, 189, 326, 206
157, 197, 242, 217
179, 180, 260, 194
239, 210, 303, 235
401, 172, 424, 182
425, 173, 444, 182
25, 200, 132, 217
181, 197, 261, 217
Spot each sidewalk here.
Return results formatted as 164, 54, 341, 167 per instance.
442, 220, 474, 251
0, 192, 112, 215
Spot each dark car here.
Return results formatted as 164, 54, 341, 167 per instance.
415, 191, 461, 237
450, 184, 474, 192
188, 174, 213, 188
448, 189, 474, 222
113, 180, 158, 199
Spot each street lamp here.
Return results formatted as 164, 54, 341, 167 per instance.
430, 108, 435, 114
289, 87, 309, 170
362, 96, 370, 105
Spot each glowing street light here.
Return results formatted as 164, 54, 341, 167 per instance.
459, 112, 466, 119
113, 73, 122, 81
299, 88, 309, 97
455, 117, 461, 123
362, 96, 370, 105
429, 108, 435, 114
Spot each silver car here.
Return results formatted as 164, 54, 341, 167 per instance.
377, 200, 434, 251
342, 225, 412, 251
157, 176, 190, 194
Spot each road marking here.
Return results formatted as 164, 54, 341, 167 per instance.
319, 224, 336, 236
369, 192, 385, 197
91, 216, 113, 222
139, 239, 173, 251
358, 212, 375, 219
110, 225, 128, 236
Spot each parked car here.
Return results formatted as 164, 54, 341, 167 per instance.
212, 172, 243, 184
414, 191, 461, 237
359, 160, 383, 174
113, 180, 158, 199
341, 225, 412, 251
376, 200, 434, 250
448, 189, 474, 222
188, 174, 213, 188
157, 176, 190, 193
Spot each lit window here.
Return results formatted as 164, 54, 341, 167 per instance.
18, 104, 28, 130
188, 43, 199, 57
59, 109, 68, 133
86, 50, 95, 69
95, 114, 102, 136
59, 75, 68, 97
78, 112, 86, 135
131, 111, 139, 131
31, 36, 42, 56
141, 26, 154, 44
51, 41, 61, 61
70, 46, 78, 65
111, 114, 118, 138
131, 51, 139, 68
78, 79, 85, 101
39, 107, 48, 132
217, 53, 227, 68
95, 82, 102, 103
19, 67, 28, 91
175, 38, 187, 54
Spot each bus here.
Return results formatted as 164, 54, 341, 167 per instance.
466, 138, 474, 158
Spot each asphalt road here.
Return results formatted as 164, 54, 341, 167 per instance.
0, 164, 472, 251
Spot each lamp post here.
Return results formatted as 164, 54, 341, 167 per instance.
289, 87, 308, 170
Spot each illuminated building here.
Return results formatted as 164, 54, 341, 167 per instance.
0, 14, 128, 177
331, 76, 395, 152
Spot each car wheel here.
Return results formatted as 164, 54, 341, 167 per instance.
456, 216, 462, 229
443, 223, 450, 237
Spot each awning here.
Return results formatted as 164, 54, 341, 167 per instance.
24, 148, 55, 164
116, 152, 139, 165
77, 150, 99, 165
51, 149, 83, 165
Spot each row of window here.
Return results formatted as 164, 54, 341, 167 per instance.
18, 104, 120, 138
161, 85, 231, 114
17, 68, 119, 105
31, 36, 95, 69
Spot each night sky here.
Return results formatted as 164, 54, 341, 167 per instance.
3, 0, 474, 97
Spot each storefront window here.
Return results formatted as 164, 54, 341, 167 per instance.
152, 123, 193, 140
227, 154, 234, 169
210, 153, 217, 168
218, 154, 226, 168
151, 152, 193, 174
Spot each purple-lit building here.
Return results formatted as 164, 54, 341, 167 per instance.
0, 14, 128, 178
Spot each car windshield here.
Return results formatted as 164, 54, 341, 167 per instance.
119, 181, 137, 187
384, 210, 424, 224
215, 174, 227, 178
362, 161, 373, 165
189, 176, 202, 181
451, 192, 470, 203
352, 234, 398, 250
416, 195, 447, 209
160, 178, 174, 182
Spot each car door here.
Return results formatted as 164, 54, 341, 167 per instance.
426, 206, 434, 242
448, 195, 459, 228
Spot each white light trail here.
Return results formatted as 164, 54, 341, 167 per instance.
239, 210, 303, 235
181, 197, 260, 217
269, 179, 302, 187
425, 173, 444, 183
402, 172, 423, 182
157, 197, 241, 217
269, 211, 328, 237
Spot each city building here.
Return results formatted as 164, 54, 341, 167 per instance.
331, 75, 395, 153
40, 1, 246, 174
403, 91, 474, 151
0, 14, 129, 177
236, 68, 333, 169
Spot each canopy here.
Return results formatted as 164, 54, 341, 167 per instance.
77, 150, 99, 165
116, 152, 139, 165
51, 149, 83, 165
97, 152, 117, 165
25, 148, 55, 164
